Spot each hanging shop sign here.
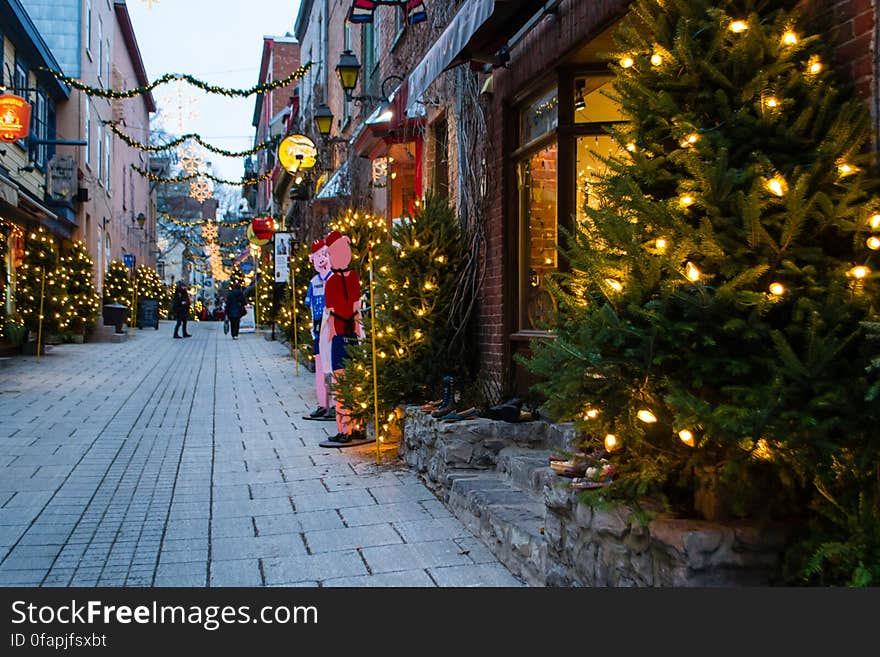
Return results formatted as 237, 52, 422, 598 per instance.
274, 232, 293, 283
47, 155, 77, 203
278, 134, 318, 173
252, 216, 275, 241
348, 1, 427, 25
0, 94, 31, 143
247, 221, 272, 247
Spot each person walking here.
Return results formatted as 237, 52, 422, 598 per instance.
172, 281, 192, 339
225, 282, 246, 340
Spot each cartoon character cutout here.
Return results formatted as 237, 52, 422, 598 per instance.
320, 230, 364, 441
304, 239, 333, 419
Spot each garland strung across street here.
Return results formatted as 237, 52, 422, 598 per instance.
159, 212, 252, 228
179, 233, 247, 251
131, 164, 272, 187
104, 121, 280, 157
38, 62, 312, 99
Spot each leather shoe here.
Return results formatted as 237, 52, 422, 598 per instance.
183, 334, 192, 338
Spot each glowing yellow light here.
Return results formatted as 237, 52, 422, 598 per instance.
871, 215, 880, 230
807, 56, 823, 75
850, 266, 870, 279
766, 177, 787, 197
686, 262, 701, 282
678, 429, 695, 447
423, 281, 434, 290
620, 56, 634, 69
626, 142, 637, 152
680, 195, 694, 207
637, 410, 658, 424
765, 97, 779, 108
769, 282, 786, 296
605, 278, 623, 292
839, 163, 858, 177
584, 408, 599, 420
650, 53, 663, 66
867, 236, 880, 250
782, 31, 798, 45
604, 434, 618, 451
753, 438, 772, 460
655, 238, 667, 252
416, 309, 425, 317
730, 20, 748, 33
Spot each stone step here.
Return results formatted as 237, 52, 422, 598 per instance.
496, 447, 553, 495
445, 470, 548, 586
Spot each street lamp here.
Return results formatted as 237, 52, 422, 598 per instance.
336, 49, 362, 100
314, 103, 334, 138
136, 212, 146, 228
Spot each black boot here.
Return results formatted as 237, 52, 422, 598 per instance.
431, 376, 455, 418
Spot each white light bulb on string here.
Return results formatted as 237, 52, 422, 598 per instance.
769, 282, 785, 296
605, 278, 623, 292
604, 434, 618, 452
637, 410, 658, 423
678, 430, 696, 447
730, 20, 749, 33
651, 53, 663, 66
655, 238, 667, 253
850, 266, 870, 279
686, 262, 701, 282
766, 177, 787, 197
867, 236, 880, 251
680, 195, 695, 208
782, 31, 799, 46
620, 56, 634, 69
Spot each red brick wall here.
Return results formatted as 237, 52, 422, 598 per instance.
825, 0, 877, 102
271, 42, 302, 118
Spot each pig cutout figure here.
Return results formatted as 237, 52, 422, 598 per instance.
319, 230, 365, 442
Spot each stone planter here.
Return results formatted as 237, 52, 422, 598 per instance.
21, 341, 45, 356
69, 333, 85, 344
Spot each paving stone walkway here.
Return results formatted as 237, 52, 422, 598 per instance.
0, 322, 523, 587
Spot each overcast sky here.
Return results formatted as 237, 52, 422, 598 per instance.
127, 0, 302, 182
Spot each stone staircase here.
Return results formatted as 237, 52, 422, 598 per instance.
400, 408, 789, 587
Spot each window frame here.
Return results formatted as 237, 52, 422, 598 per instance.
86, 0, 92, 58
13, 58, 28, 151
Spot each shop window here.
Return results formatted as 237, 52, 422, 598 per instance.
33, 91, 48, 169
13, 60, 27, 150
518, 143, 558, 331
521, 87, 558, 146
574, 77, 619, 124
433, 117, 449, 200
576, 134, 624, 227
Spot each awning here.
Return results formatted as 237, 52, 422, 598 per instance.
314, 161, 349, 202
406, 0, 535, 113
354, 85, 426, 159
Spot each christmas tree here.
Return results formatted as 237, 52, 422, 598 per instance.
228, 264, 247, 289
13, 226, 67, 337
521, 0, 879, 582
59, 240, 99, 335
277, 241, 316, 365
334, 195, 466, 436
256, 246, 276, 326
328, 208, 390, 278
103, 260, 133, 307
0, 224, 7, 341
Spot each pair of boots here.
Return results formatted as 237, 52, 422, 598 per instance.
419, 376, 455, 418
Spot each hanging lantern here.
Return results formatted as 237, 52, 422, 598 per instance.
251, 216, 274, 243
0, 94, 31, 143
315, 103, 334, 137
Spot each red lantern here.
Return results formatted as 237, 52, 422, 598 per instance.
0, 94, 31, 143
251, 217, 274, 241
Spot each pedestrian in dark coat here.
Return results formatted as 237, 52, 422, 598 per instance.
172, 281, 192, 339
225, 284, 246, 340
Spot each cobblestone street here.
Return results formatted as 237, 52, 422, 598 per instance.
0, 323, 522, 587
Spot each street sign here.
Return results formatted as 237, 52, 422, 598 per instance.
123, 254, 136, 270
274, 232, 293, 283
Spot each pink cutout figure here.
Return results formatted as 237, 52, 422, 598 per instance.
305, 239, 333, 417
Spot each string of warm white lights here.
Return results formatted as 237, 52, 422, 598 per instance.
131, 164, 272, 187
38, 62, 312, 99
104, 121, 280, 158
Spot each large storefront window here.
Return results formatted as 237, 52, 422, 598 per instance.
515, 78, 625, 333
518, 143, 558, 331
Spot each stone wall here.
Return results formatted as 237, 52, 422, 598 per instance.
401, 409, 789, 587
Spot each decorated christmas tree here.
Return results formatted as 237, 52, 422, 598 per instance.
334, 195, 466, 435
521, 0, 879, 583
328, 208, 390, 278
13, 226, 67, 338
228, 264, 247, 288
256, 247, 276, 326
103, 260, 133, 307
59, 240, 99, 335
277, 241, 316, 365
